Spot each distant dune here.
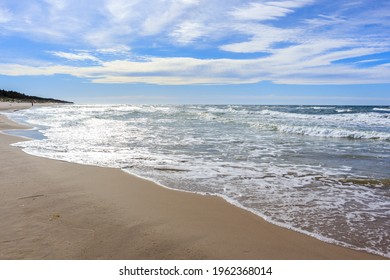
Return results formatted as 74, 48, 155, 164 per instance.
0, 89, 73, 104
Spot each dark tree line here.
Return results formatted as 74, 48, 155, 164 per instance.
0, 89, 73, 104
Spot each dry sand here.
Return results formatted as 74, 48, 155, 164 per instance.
0, 102, 32, 112
0, 110, 385, 259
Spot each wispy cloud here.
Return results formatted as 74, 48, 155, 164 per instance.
0, 6, 12, 23
230, 0, 313, 21
49, 51, 101, 62
1, 51, 389, 86
305, 14, 347, 27
220, 23, 299, 53
170, 21, 206, 45
141, 0, 199, 36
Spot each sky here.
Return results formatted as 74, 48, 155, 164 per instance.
0, 0, 389, 104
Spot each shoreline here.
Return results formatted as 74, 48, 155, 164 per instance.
0, 109, 386, 259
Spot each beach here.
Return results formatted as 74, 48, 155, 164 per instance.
0, 102, 32, 112
0, 104, 386, 260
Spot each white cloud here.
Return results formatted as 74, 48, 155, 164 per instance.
231, 0, 313, 21
1, 50, 389, 86
232, 3, 291, 21
0, 1, 312, 49
105, 0, 140, 23
220, 24, 299, 53
141, 0, 199, 35
171, 21, 206, 44
305, 14, 347, 27
44, 0, 67, 10
220, 1, 315, 53
0, 7, 12, 23
96, 45, 132, 55
50, 51, 100, 62
0, 0, 102, 43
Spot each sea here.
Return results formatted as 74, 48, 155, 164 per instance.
5, 104, 390, 258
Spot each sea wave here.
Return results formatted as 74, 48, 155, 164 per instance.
275, 124, 390, 140
374, 107, 390, 112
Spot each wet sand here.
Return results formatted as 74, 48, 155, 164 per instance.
0, 111, 385, 259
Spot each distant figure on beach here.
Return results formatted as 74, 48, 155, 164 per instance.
31, 102, 33, 106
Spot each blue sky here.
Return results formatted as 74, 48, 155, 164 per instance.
0, 0, 389, 104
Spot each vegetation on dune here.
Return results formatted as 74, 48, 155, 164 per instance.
0, 89, 73, 104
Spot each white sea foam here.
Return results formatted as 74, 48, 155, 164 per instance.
311, 106, 336, 110
336, 109, 352, 113
373, 107, 390, 112
276, 124, 390, 140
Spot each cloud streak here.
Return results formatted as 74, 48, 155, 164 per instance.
49, 51, 101, 62
230, 0, 313, 21
1, 49, 389, 85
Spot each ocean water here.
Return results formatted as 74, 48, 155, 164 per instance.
5, 105, 390, 257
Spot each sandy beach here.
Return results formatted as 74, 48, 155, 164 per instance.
0, 106, 385, 259
0, 102, 32, 112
